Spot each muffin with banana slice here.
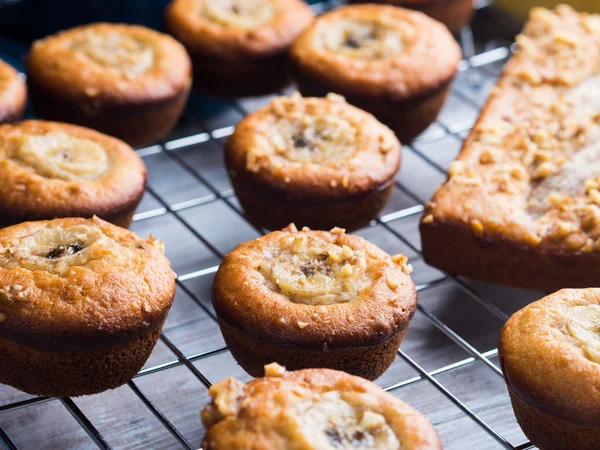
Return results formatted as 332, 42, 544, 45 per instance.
499, 288, 600, 450
165, 0, 314, 96
201, 363, 442, 450
0, 120, 146, 228
212, 224, 417, 380
0, 59, 27, 124
0, 217, 176, 397
26, 23, 191, 147
290, 4, 461, 142
225, 92, 401, 232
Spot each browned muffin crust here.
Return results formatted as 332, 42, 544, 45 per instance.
290, 4, 461, 142
348, 0, 474, 34
165, 0, 314, 96
421, 5, 600, 291
0, 59, 26, 124
499, 289, 600, 450
26, 23, 191, 147
0, 120, 146, 228
201, 364, 441, 450
0, 217, 175, 397
212, 225, 417, 380
226, 93, 402, 231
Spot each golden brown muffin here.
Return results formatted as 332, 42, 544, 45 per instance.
164, 0, 314, 97
26, 23, 191, 147
226, 92, 402, 232
348, 0, 474, 34
289, 4, 461, 143
0, 217, 175, 397
0, 120, 146, 228
421, 5, 600, 292
0, 59, 27, 124
212, 225, 417, 380
499, 288, 600, 450
201, 363, 441, 450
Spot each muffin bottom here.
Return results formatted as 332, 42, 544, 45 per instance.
0, 207, 138, 230
0, 324, 164, 398
27, 82, 190, 148
218, 317, 406, 381
348, 0, 474, 33
294, 70, 452, 143
233, 180, 395, 232
507, 385, 600, 450
191, 55, 291, 98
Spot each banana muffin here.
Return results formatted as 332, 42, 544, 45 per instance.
225, 92, 402, 232
499, 289, 600, 450
290, 4, 461, 143
212, 225, 417, 380
0, 217, 176, 397
0, 59, 27, 124
201, 363, 441, 450
348, 0, 474, 34
0, 120, 146, 228
26, 23, 191, 147
165, 0, 314, 97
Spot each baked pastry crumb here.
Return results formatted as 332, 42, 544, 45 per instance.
421, 5, 600, 291
201, 364, 441, 450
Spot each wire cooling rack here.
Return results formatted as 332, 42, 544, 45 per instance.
0, 1, 546, 449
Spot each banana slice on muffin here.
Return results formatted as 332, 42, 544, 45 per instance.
499, 288, 600, 450
212, 224, 417, 380
165, 0, 314, 97
201, 363, 441, 450
290, 4, 461, 143
26, 23, 191, 147
0, 59, 26, 124
226, 92, 401, 231
0, 217, 175, 398
0, 120, 146, 228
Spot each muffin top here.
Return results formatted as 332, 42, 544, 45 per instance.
213, 225, 416, 349
226, 93, 401, 202
0, 59, 26, 122
165, 0, 314, 59
202, 363, 441, 450
0, 217, 175, 352
0, 120, 146, 225
290, 4, 461, 99
27, 23, 191, 105
500, 288, 600, 425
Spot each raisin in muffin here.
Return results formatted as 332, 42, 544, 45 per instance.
226, 93, 401, 232
0, 59, 26, 124
201, 363, 441, 450
499, 289, 600, 450
0, 217, 175, 397
0, 121, 146, 228
348, 0, 474, 34
165, 0, 314, 97
26, 23, 191, 147
290, 4, 461, 143
212, 225, 417, 380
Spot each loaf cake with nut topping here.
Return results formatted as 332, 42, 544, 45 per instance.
499, 288, 600, 450
201, 363, 441, 450
290, 4, 461, 142
0, 59, 26, 124
165, 0, 313, 97
26, 23, 191, 147
212, 224, 416, 380
0, 121, 146, 228
0, 217, 175, 397
226, 92, 402, 232
421, 5, 600, 291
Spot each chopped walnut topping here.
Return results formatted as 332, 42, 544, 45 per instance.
264, 362, 286, 377
470, 219, 485, 238
524, 232, 542, 247
386, 277, 399, 290
330, 227, 345, 235
422, 214, 434, 224
297, 321, 309, 329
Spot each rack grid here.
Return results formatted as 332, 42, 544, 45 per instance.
0, 2, 544, 448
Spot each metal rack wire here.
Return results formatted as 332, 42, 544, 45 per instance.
0, 1, 542, 449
